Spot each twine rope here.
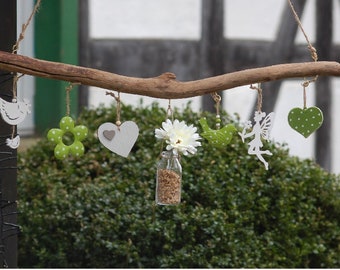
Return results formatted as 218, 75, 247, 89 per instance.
11, 0, 42, 98
10, 75, 21, 140
166, 99, 174, 121
9, 0, 41, 140
12, 0, 42, 54
106, 91, 122, 127
211, 92, 221, 116
65, 84, 72, 116
303, 82, 307, 109
287, 0, 318, 63
65, 82, 80, 116
211, 92, 221, 129
11, 75, 19, 100
250, 84, 263, 112
287, 0, 319, 107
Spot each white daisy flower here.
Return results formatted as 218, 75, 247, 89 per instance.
155, 119, 201, 155
155, 119, 174, 140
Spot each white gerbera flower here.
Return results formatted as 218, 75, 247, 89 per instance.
155, 119, 201, 155
155, 119, 173, 140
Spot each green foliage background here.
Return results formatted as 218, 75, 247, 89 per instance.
18, 103, 340, 267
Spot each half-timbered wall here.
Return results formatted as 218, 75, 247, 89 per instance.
84, 0, 340, 172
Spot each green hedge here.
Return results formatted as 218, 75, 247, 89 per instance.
18, 103, 340, 267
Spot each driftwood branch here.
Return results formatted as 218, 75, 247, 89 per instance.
0, 50, 340, 99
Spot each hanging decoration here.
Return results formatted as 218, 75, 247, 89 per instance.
239, 84, 275, 170
97, 91, 139, 158
155, 118, 201, 156
199, 92, 236, 148
154, 100, 201, 205
287, 0, 323, 138
288, 80, 323, 138
47, 83, 88, 160
0, 96, 31, 126
156, 150, 182, 205
6, 135, 21, 150
0, 75, 31, 149
0, 68, 30, 151
0, 87, 31, 150
288, 107, 323, 138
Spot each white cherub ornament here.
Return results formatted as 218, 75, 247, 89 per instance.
239, 111, 275, 170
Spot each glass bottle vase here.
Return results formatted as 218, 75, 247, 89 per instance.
156, 151, 182, 205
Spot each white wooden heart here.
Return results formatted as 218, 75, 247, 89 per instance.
98, 121, 139, 157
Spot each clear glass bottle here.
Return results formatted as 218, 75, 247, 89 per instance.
156, 151, 182, 205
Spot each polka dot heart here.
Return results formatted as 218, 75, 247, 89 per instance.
288, 106, 323, 138
47, 116, 88, 159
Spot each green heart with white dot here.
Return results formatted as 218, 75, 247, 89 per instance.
288, 106, 323, 138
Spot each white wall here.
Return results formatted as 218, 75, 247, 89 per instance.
89, 0, 201, 40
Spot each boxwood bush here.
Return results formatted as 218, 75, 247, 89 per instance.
18, 102, 340, 268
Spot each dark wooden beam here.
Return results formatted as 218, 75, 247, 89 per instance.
88, 38, 340, 77
200, 0, 224, 112
0, 0, 17, 267
315, 0, 333, 171
90, 39, 199, 81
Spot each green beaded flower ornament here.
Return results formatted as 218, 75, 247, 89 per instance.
47, 116, 88, 160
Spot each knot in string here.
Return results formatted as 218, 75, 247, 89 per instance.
211, 92, 222, 129
250, 84, 263, 112
106, 91, 121, 127
166, 99, 174, 121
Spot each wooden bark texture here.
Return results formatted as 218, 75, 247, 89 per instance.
0, 51, 339, 99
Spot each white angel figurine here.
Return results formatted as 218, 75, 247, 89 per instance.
239, 111, 275, 170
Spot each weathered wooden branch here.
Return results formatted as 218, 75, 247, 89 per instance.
0, 50, 340, 99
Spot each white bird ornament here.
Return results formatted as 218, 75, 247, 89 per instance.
0, 98, 31, 125
6, 135, 21, 149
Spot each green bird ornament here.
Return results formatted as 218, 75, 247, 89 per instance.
199, 117, 236, 148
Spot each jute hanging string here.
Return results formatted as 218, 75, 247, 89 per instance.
11, 0, 41, 97
287, 0, 318, 89
12, 0, 41, 54
5, 0, 41, 144
284, 0, 324, 140
10, 0, 41, 100
287, 0, 318, 63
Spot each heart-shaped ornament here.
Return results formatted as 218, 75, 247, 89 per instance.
98, 121, 139, 157
288, 106, 323, 138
